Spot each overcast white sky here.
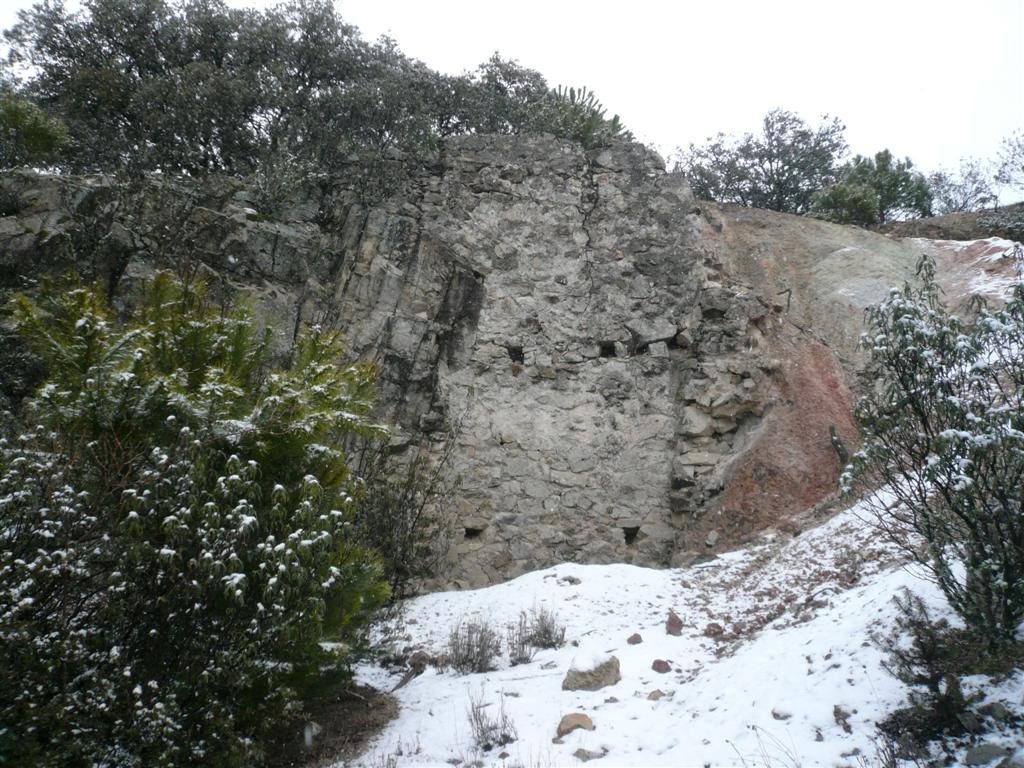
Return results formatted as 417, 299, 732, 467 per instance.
2, 0, 1022, 176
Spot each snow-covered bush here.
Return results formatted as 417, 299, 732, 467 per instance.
847, 254, 1024, 646
874, 590, 969, 745
0, 274, 388, 766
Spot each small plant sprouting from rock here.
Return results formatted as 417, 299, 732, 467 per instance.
448, 620, 502, 675
467, 691, 518, 752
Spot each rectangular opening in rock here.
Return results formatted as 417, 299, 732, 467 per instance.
622, 526, 640, 545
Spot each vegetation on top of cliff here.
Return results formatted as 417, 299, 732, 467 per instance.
0, 273, 394, 765
674, 109, 848, 215
811, 149, 933, 226
675, 109, 1015, 225
0, 90, 66, 169
0, 0, 630, 180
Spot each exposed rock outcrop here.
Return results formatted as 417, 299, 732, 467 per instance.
3, 135, 1006, 587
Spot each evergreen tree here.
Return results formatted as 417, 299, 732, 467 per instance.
846, 254, 1024, 646
0, 274, 388, 766
813, 149, 932, 225
0, 90, 67, 168
3, 1, 630, 177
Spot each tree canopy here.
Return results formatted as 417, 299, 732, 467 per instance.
674, 109, 848, 215
2, 0, 631, 176
812, 149, 933, 225
928, 158, 997, 215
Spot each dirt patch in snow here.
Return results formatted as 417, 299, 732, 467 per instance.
264, 684, 399, 768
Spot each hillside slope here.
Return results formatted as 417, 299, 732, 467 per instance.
349, 500, 1024, 767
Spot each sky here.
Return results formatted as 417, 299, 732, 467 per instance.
1, 0, 1022, 177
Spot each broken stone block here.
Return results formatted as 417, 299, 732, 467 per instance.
625, 318, 677, 345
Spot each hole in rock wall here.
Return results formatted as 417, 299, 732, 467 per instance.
599, 342, 617, 358
507, 345, 524, 363
464, 527, 485, 540
622, 526, 640, 545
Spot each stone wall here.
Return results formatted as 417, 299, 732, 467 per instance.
0, 135, 934, 586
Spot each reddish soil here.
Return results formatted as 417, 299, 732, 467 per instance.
713, 338, 858, 545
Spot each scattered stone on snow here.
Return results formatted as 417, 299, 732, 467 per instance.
771, 708, 791, 721
666, 610, 683, 636
626, 632, 643, 645
573, 747, 608, 762
556, 713, 595, 738
562, 656, 621, 691
651, 659, 670, 673
647, 689, 666, 701
703, 622, 725, 638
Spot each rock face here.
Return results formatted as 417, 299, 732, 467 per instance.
0, 134, 961, 587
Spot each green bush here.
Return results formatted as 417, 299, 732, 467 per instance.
810, 179, 879, 225
847, 256, 1024, 646
812, 150, 932, 225
0, 92, 67, 169
0, 274, 388, 766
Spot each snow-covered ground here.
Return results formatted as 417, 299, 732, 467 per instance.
341, 499, 1024, 767
917, 236, 1023, 303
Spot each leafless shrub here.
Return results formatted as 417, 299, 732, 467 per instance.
448, 620, 501, 675
506, 612, 535, 666
467, 691, 517, 752
525, 605, 565, 650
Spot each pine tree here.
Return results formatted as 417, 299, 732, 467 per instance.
0, 273, 388, 766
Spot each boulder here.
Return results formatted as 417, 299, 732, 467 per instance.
666, 610, 683, 636
562, 655, 621, 691
556, 713, 595, 738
